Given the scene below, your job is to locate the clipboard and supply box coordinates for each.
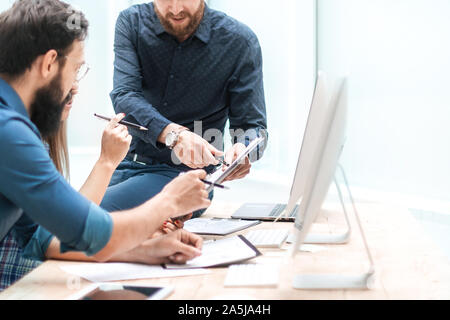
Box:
[206,137,265,192]
[164,235,262,269]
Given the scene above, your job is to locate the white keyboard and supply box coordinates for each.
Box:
[224,264,279,288]
[245,229,290,248]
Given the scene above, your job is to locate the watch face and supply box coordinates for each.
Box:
[165,132,176,147]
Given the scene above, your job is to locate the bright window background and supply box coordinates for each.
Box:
[318,0,450,212]
[202,0,316,200]
[1,1,449,213]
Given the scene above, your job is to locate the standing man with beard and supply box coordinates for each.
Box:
[101,0,268,215]
[0,0,212,281]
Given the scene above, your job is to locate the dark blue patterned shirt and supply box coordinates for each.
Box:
[111,2,268,169]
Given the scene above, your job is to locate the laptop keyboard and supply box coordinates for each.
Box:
[245,229,290,248]
[269,204,299,217]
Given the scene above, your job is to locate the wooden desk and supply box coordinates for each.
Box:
[1,201,449,300]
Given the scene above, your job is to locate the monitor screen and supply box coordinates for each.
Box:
[291,77,348,256]
[283,71,331,217]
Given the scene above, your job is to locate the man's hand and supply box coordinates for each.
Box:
[173,130,223,169]
[131,229,203,265]
[158,123,223,169]
[159,170,211,218]
[222,143,252,182]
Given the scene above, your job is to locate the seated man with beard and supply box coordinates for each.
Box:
[0,0,211,291]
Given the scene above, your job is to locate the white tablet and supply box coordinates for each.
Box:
[206,137,265,191]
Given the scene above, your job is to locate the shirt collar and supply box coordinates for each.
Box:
[152,3,166,36]
[151,2,211,44]
[194,4,211,44]
[0,77,29,119]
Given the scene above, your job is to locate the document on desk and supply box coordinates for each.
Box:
[184,218,261,236]
[60,262,210,283]
[165,235,262,269]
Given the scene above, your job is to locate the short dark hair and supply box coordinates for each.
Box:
[0,0,89,78]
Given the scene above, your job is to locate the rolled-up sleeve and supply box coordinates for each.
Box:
[227,32,268,162]
[110,11,172,148]
[0,118,113,258]
[22,203,112,261]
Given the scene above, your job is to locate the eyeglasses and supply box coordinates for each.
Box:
[75,63,90,82]
[59,54,90,82]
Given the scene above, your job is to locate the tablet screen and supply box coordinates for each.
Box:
[206,137,265,190]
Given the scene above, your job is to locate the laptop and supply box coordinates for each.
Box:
[232,72,331,222]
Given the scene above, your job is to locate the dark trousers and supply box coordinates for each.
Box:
[100,159,212,218]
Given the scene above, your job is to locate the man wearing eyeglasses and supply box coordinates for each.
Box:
[0,0,212,291]
[102,0,268,215]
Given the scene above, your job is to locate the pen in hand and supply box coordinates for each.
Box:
[94,113,148,131]
[201,179,230,190]
[177,172,229,190]
[216,158,230,167]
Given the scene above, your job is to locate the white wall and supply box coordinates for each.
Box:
[318,0,450,208]
[209,0,316,183]
[0,0,15,11]
[5,1,447,211]
[62,0,130,149]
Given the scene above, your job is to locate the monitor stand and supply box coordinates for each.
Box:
[303,180,351,244]
[275,186,352,245]
[293,164,376,290]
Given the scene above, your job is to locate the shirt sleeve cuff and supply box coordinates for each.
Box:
[59,204,113,257]
[145,115,172,150]
[21,227,55,261]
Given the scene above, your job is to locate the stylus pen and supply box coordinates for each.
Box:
[201,179,230,190]
[216,158,230,167]
[94,113,148,131]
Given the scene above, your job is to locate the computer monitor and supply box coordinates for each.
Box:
[291,77,348,254]
[289,78,376,290]
[232,72,332,222]
[282,71,332,219]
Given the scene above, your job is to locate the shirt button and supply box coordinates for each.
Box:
[170,74,174,79]
[163,102,168,106]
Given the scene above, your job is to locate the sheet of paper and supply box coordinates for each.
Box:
[60,262,210,283]
[224,264,280,288]
[165,236,259,269]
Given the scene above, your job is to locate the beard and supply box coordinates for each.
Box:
[30,73,70,139]
[155,1,205,41]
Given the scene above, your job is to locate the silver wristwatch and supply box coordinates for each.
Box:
[165,128,189,149]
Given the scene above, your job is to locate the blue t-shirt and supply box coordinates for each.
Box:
[0,77,113,260]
